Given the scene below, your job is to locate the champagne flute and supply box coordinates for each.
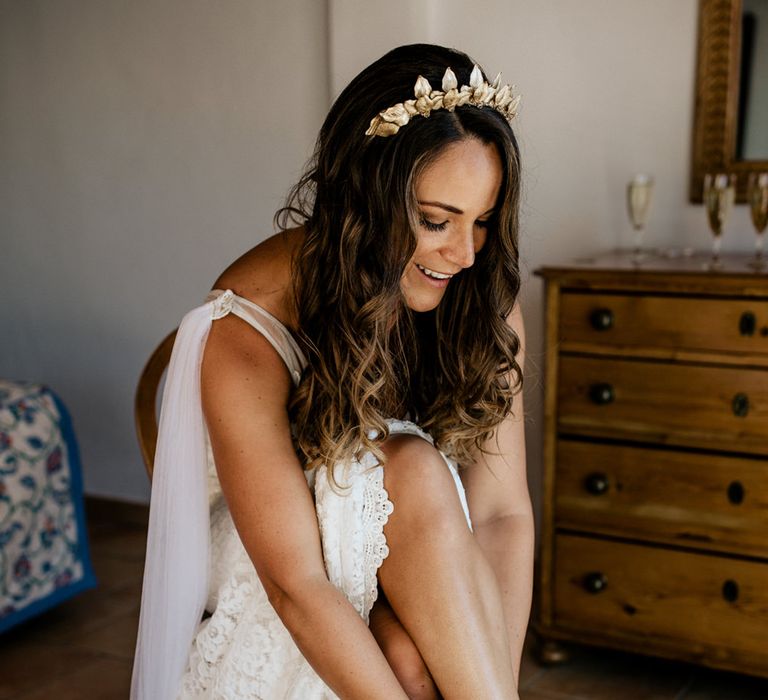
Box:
[703,173,736,270]
[627,174,654,262]
[747,173,768,270]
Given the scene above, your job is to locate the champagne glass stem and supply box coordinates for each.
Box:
[757,232,765,261]
[633,226,644,258]
[712,235,722,267]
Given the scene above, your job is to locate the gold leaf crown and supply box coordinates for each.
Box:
[365,64,521,138]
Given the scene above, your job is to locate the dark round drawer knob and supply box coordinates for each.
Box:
[589,383,614,405]
[722,579,739,602]
[727,481,745,505]
[583,572,608,594]
[584,472,610,495]
[590,308,614,331]
[732,393,750,418]
[740,311,756,336]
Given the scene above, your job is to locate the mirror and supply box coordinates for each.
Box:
[738,0,768,159]
[691,0,768,202]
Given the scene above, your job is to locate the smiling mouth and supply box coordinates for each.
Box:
[416,263,455,280]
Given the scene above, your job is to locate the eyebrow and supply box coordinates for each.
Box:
[418,200,496,216]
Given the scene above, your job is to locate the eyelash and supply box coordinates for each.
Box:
[419,216,447,232]
[418,216,492,232]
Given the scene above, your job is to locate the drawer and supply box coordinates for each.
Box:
[558,356,768,453]
[554,534,768,657]
[555,440,768,555]
[559,293,768,359]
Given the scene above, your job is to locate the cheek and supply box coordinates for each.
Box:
[412,232,431,255]
[404,235,430,270]
[399,256,417,286]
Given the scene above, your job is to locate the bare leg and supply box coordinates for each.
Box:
[377,435,518,699]
[369,589,441,700]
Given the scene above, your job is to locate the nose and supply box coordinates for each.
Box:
[444,224,477,270]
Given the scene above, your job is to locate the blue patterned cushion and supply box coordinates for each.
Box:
[0,379,97,633]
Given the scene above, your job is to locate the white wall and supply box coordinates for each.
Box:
[0,0,328,502]
[3,1,755,511]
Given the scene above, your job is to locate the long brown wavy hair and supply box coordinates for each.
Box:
[275,44,523,483]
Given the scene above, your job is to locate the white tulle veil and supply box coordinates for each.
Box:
[130,302,214,699]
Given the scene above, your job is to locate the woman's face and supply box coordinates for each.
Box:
[400,138,503,312]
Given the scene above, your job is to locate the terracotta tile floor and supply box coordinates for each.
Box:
[2,514,767,699]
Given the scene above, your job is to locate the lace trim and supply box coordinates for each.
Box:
[361,465,394,620]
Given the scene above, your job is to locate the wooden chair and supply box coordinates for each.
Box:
[134,329,177,480]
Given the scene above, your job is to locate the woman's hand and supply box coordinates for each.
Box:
[369,590,441,700]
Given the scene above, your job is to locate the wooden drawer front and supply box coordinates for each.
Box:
[554,534,768,656]
[558,356,768,453]
[555,440,768,555]
[559,293,768,357]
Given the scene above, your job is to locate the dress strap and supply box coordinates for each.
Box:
[204,289,307,387]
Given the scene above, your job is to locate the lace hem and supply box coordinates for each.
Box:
[361,465,394,619]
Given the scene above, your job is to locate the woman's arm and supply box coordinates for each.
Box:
[201,313,408,700]
[459,301,534,682]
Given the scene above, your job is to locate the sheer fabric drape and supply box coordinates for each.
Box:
[131,302,214,700]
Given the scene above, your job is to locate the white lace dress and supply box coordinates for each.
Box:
[131,289,472,700]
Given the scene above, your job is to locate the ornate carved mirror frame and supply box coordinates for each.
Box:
[691,0,768,203]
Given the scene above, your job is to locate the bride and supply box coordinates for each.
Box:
[131,43,533,699]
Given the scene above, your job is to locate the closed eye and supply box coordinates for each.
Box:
[419,215,448,232]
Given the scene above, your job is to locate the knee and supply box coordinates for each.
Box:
[381,434,468,536]
[380,435,450,498]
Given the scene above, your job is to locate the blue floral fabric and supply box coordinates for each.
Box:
[0,379,96,634]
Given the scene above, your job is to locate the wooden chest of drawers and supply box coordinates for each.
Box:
[534,251,768,678]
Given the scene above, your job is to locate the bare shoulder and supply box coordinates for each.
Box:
[211,226,305,332]
[202,226,305,410]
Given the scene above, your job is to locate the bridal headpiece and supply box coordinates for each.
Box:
[365,64,521,138]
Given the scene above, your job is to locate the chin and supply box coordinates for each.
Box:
[404,295,442,313]
[401,274,446,312]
